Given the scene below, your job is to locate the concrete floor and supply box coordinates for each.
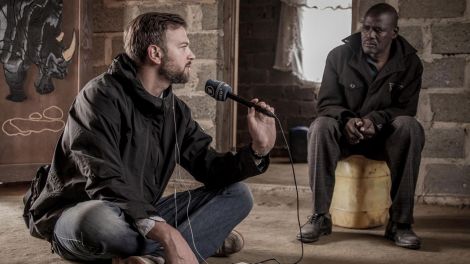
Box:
[1,161,470,264]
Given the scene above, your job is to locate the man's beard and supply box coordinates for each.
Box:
[159,56,190,84]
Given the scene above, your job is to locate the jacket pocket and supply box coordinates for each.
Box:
[388,82,404,93]
[341,80,366,110]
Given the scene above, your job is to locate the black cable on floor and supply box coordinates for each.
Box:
[250,116,305,264]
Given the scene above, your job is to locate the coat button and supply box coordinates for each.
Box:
[350,84,356,89]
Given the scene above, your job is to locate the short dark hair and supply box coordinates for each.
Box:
[364,3,399,28]
[124,12,187,64]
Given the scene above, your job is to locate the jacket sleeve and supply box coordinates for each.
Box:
[364,57,423,128]
[63,85,150,221]
[317,49,357,126]
[179,116,269,188]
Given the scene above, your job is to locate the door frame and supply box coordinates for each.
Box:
[216,0,239,152]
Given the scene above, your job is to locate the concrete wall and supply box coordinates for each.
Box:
[359,0,470,205]
[236,0,317,156]
[236,0,469,205]
[90,0,470,205]
[91,0,222,140]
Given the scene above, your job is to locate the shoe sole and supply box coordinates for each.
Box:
[385,234,421,250]
[296,229,332,243]
[396,242,421,250]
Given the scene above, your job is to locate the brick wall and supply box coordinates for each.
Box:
[90,0,470,205]
[237,0,469,205]
[237,0,317,156]
[91,0,222,140]
[359,0,470,205]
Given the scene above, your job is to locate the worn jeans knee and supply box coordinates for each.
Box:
[224,182,254,217]
[52,200,151,261]
[173,182,254,260]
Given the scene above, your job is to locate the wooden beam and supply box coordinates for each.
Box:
[217,0,239,152]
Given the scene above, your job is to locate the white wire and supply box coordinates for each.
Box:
[171,96,304,264]
[173,95,179,228]
[186,191,209,264]
[173,190,178,228]
[172,95,208,263]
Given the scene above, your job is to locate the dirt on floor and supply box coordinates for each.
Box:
[1,166,470,264]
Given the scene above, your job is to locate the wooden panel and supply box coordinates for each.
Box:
[216,0,239,152]
[0,0,92,183]
[352,0,359,32]
[0,164,44,183]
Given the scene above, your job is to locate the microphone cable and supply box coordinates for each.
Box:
[172,93,304,264]
[247,114,304,264]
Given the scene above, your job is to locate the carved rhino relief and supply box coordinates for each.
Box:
[0,0,76,102]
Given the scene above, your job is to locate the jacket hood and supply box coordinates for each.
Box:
[342,32,417,58]
[107,53,173,115]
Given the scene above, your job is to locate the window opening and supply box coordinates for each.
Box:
[300,0,352,82]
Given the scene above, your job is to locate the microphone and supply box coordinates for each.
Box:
[205,79,276,118]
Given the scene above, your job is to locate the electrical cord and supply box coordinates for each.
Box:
[248,115,304,264]
[172,97,304,264]
[172,95,209,263]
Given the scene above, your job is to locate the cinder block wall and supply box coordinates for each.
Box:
[236,0,317,157]
[359,0,470,205]
[237,0,469,205]
[91,0,222,140]
[403,0,470,206]
[90,0,470,205]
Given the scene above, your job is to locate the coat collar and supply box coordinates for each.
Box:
[108,54,173,116]
[342,32,417,57]
[342,32,417,84]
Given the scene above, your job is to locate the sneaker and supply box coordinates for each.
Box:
[296,213,332,243]
[212,229,245,257]
[385,221,421,249]
[112,255,165,264]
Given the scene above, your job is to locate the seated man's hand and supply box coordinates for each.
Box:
[247,98,276,155]
[359,118,376,139]
[344,118,364,145]
[147,222,198,264]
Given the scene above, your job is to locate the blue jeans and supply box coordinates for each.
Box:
[52,182,253,262]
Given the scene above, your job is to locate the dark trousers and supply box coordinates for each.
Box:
[307,116,425,224]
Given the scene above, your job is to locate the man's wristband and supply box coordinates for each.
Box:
[250,144,269,159]
[136,216,166,237]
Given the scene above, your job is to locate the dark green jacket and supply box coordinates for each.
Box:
[317,32,423,129]
[25,54,268,241]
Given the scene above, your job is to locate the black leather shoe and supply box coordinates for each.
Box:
[296,213,332,243]
[385,221,421,249]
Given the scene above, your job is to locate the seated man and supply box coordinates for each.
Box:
[24,12,276,263]
[297,3,424,249]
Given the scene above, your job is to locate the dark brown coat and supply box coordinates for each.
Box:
[317,32,423,130]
